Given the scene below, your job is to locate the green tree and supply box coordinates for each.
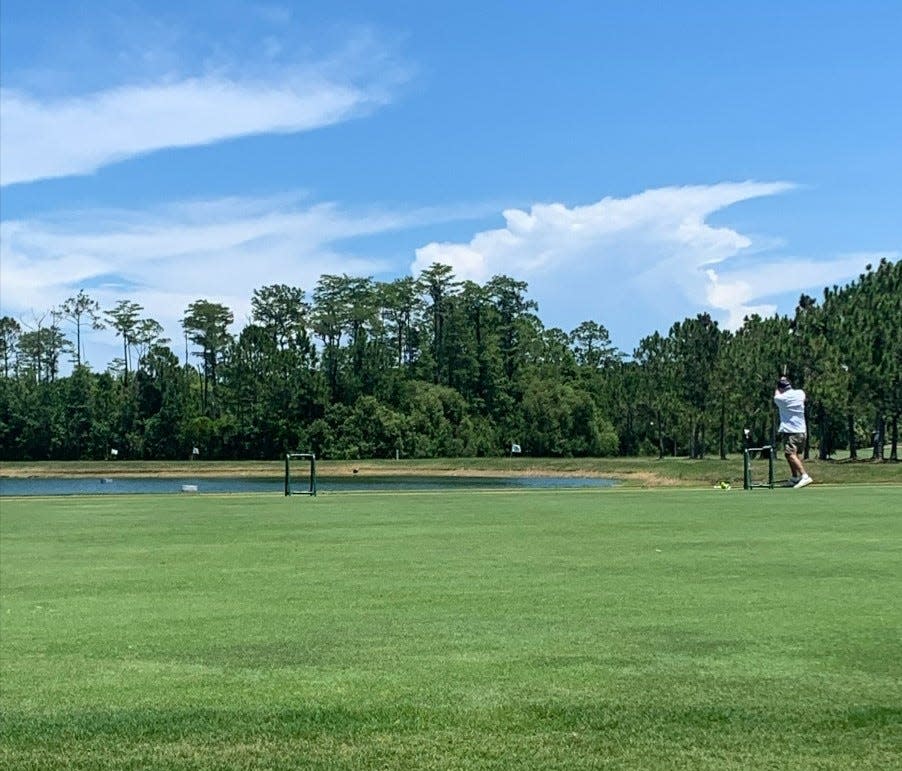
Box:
[830,259,902,460]
[222,324,292,457]
[17,319,68,384]
[416,263,460,386]
[439,281,491,407]
[251,284,310,352]
[535,327,578,383]
[378,277,422,369]
[343,276,380,402]
[138,343,194,459]
[634,332,678,457]
[60,290,105,368]
[105,300,143,385]
[55,365,109,459]
[570,320,622,370]
[486,275,539,384]
[667,313,722,458]
[248,283,322,453]
[520,377,618,457]
[182,300,234,416]
[400,380,477,457]
[311,274,355,402]
[0,316,22,377]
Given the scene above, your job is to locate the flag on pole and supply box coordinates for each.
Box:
[510,443,522,454]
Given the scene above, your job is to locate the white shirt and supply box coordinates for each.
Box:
[774,388,807,434]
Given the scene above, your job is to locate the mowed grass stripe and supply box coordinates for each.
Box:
[1,487,900,770]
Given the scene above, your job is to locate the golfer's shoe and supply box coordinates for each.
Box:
[793,474,813,489]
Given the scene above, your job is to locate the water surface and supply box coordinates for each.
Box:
[0,475,616,497]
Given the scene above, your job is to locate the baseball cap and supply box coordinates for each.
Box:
[777,376,791,390]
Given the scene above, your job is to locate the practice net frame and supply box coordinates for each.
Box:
[743,445,775,490]
[285,452,317,496]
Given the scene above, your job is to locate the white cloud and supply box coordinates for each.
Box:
[0,195,468,367]
[1,184,891,370]
[413,182,789,282]
[411,182,885,346]
[704,251,899,327]
[0,67,396,187]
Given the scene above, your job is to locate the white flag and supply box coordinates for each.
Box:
[511,443,522,454]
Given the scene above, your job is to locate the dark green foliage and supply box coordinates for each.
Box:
[0,260,899,460]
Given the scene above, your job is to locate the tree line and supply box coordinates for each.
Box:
[0,258,898,462]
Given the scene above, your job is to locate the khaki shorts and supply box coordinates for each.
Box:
[782,432,806,455]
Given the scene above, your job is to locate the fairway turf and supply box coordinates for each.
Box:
[1,487,900,769]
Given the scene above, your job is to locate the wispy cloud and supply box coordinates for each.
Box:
[411,182,884,344]
[0,194,482,357]
[1,18,410,189]
[0,72,392,187]
[1,184,890,368]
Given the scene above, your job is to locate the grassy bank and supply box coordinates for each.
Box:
[1,455,899,487]
[1,488,900,769]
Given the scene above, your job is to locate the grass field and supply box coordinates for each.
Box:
[1,486,900,769]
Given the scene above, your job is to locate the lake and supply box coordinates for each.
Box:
[0,475,617,497]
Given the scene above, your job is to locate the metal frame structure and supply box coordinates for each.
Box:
[743,445,775,490]
[285,452,317,496]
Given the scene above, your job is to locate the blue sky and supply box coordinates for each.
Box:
[1,0,899,369]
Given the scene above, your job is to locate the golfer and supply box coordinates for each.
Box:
[773,376,813,488]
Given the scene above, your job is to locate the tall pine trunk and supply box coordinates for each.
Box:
[891,414,899,462]
[872,412,885,461]
[847,412,857,460]
[656,409,664,459]
[719,402,726,460]
[817,405,830,460]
